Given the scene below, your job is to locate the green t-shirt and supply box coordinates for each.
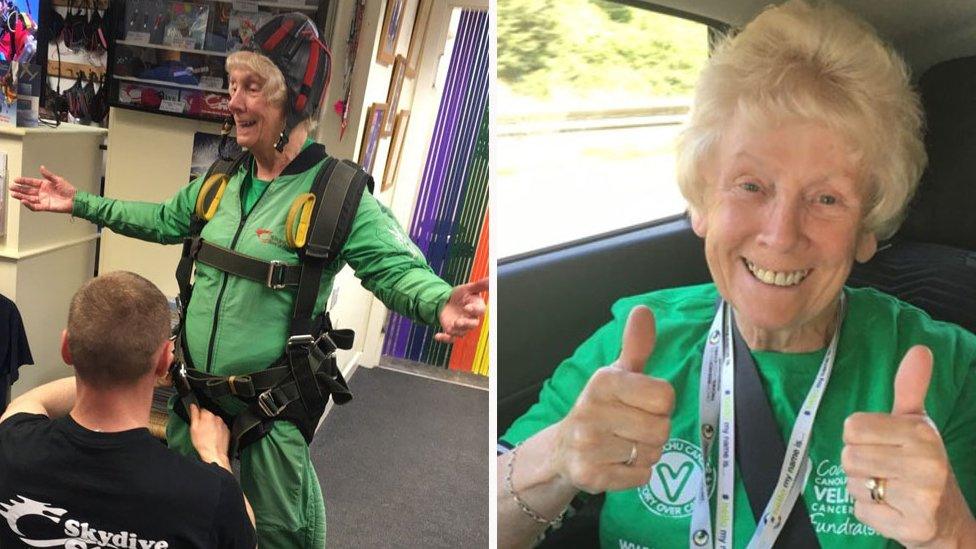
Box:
[241,168,271,216]
[501,283,976,549]
[240,140,316,215]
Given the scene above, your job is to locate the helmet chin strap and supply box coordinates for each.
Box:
[274,130,289,152]
[218,117,237,161]
[274,119,294,152]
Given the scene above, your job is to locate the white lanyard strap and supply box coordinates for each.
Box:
[689,295,846,549]
[690,301,728,548]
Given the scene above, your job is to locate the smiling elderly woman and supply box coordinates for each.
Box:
[497,2,976,548]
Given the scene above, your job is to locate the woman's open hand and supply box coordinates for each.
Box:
[10,165,77,213]
[842,346,976,547]
[551,306,675,493]
[435,278,488,343]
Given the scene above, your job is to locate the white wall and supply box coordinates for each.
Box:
[100,109,221,297]
[1,125,107,398]
[325,0,488,367]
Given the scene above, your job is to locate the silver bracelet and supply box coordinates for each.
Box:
[506,443,565,529]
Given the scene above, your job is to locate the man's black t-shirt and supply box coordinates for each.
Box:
[0,413,255,548]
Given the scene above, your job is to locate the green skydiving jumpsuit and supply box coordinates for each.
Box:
[72,140,452,547]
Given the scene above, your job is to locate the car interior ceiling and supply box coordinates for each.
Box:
[640,0,976,78]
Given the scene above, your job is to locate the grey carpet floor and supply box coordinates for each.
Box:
[310,366,489,548]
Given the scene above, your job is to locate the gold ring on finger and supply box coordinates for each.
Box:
[865,477,887,504]
[623,443,638,467]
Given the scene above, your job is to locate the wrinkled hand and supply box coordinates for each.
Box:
[10,166,77,213]
[552,306,674,494]
[435,277,488,343]
[842,346,975,547]
[189,403,231,468]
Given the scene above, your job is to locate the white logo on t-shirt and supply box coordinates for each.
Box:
[638,438,714,518]
[0,495,169,548]
[808,459,878,537]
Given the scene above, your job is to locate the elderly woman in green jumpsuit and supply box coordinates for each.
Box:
[11,13,486,548]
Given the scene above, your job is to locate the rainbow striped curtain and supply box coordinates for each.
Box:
[382,9,489,375]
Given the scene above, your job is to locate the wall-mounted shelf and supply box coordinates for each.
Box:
[115,74,226,93]
[208,0,315,11]
[116,39,229,57]
[109,0,319,122]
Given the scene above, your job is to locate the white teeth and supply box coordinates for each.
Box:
[745,260,809,287]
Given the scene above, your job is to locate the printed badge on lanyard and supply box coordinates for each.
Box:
[688,295,845,548]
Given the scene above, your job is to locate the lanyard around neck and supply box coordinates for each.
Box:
[688,295,846,548]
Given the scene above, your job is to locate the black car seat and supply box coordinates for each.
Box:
[848,55,976,335]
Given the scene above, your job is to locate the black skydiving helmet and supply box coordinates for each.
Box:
[231,12,332,152]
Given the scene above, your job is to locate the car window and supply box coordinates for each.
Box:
[497,0,710,258]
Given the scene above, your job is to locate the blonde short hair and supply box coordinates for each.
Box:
[676,0,926,239]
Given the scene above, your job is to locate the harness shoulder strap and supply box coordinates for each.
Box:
[283,158,370,431]
[289,158,372,337]
[303,159,373,261]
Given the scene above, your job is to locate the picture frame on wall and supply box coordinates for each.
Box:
[377,0,407,65]
[383,56,407,136]
[359,103,388,174]
[405,0,432,77]
[382,110,410,192]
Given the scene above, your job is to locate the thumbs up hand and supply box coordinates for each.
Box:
[551,306,676,494]
[841,345,976,547]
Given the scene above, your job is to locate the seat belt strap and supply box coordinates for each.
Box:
[731,319,820,548]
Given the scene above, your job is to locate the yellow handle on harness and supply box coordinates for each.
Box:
[195,173,229,221]
[285,193,316,248]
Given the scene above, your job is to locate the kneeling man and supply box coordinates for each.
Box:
[0,271,255,547]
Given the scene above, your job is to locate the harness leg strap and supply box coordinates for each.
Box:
[287,336,326,415]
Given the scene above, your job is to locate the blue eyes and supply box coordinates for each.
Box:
[738,182,839,206]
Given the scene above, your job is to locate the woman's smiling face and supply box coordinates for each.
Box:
[692,114,878,350]
[227,67,286,152]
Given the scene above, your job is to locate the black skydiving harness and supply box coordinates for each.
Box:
[169,143,374,457]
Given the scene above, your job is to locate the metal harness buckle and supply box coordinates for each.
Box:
[315,332,338,356]
[266,260,287,290]
[171,361,191,395]
[257,390,283,417]
[287,334,315,350]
